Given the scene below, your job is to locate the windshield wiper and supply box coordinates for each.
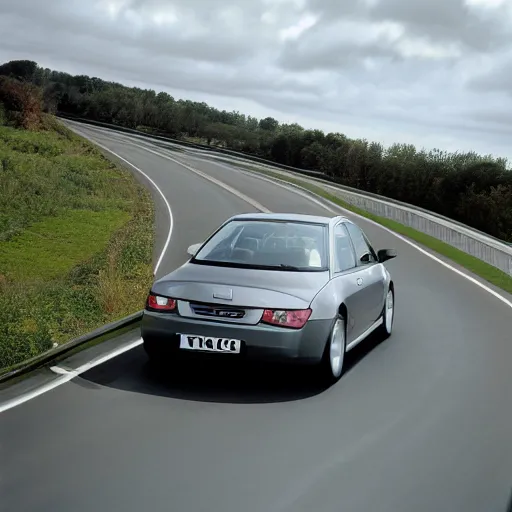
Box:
[278,264,301,270]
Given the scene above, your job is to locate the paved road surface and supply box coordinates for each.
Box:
[1,122,511,512]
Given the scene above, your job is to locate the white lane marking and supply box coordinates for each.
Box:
[188,156,339,216]
[96,129,512,310]
[69,122,269,213]
[0,127,169,414]
[0,374,76,414]
[68,127,173,276]
[49,366,71,375]
[0,339,143,414]
[125,140,271,213]
[73,337,143,375]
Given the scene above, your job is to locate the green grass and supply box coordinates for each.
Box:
[0,209,130,281]
[0,116,154,371]
[247,167,512,295]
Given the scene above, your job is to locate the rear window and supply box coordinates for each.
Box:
[192,220,329,271]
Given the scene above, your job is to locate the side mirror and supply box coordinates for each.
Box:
[377,249,397,263]
[360,252,372,264]
[377,249,396,263]
[187,243,202,257]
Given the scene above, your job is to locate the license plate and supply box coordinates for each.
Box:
[179,334,241,354]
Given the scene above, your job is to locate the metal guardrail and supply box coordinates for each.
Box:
[0,311,142,384]
[270,168,512,276]
[56,112,326,176]
[59,114,512,277]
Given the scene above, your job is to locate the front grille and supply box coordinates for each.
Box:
[189,303,246,319]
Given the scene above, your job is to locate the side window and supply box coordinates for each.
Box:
[345,222,377,264]
[333,223,356,272]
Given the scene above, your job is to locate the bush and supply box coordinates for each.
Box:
[0,76,43,130]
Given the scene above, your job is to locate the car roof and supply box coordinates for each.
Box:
[228,212,346,225]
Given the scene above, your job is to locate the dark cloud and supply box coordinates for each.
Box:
[278,0,508,74]
[369,0,506,51]
[277,38,401,72]
[306,0,511,51]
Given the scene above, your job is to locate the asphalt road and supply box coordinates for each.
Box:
[1,122,511,512]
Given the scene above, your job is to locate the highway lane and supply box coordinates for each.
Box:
[68,123,262,279]
[1,123,512,512]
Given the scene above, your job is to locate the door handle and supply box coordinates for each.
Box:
[356,277,363,286]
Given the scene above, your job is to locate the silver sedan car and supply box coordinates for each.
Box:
[141,213,396,382]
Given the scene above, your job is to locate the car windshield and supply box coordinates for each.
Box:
[192,219,329,271]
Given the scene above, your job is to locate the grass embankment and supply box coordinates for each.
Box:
[245,167,512,295]
[0,116,154,371]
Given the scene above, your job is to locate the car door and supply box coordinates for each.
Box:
[344,221,386,332]
[330,221,367,343]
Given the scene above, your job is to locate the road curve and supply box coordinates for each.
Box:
[1,122,511,512]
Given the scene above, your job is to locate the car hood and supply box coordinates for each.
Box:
[151,262,330,309]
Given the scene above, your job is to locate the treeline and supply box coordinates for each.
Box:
[1,59,511,242]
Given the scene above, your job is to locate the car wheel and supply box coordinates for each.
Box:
[376,286,394,341]
[319,315,346,384]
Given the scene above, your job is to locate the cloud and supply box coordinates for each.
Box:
[467,50,512,93]
[369,0,509,51]
[2,0,512,160]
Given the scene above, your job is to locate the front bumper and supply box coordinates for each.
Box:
[141,310,333,364]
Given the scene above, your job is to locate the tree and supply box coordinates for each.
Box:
[1,58,510,241]
[259,116,279,131]
[0,60,38,82]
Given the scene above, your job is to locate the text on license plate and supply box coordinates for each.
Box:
[179,334,241,353]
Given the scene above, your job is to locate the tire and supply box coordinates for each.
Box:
[376,286,394,341]
[319,314,347,385]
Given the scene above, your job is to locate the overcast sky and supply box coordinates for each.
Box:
[1,0,512,161]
